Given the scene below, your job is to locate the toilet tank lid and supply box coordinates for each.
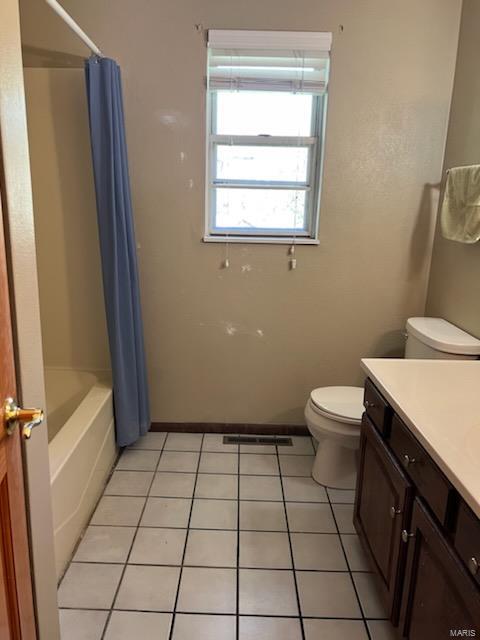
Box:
[310,386,364,421]
[406,317,480,355]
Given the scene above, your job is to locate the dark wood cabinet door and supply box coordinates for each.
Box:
[399,498,480,639]
[354,415,413,622]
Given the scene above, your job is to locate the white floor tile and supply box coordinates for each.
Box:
[184,529,237,567]
[59,430,390,635]
[195,473,238,499]
[58,609,108,640]
[304,619,368,640]
[90,496,146,526]
[240,501,287,531]
[286,502,336,533]
[367,620,398,640]
[287,436,315,455]
[296,571,362,618]
[239,569,298,616]
[129,528,187,565]
[116,449,160,471]
[327,487,356,504]
[172,614,236,640]
[239,616,302,640]
[278,455,314,477]
[190,499,237,529]
[164,433,203,451]
[105,471,153,496]
[282,476,328,502]
[352,572,388,619]
[199,452,238,474]
[73,526,135,563]
[177,567,236,613]
[104,611,172,640]
[240,475,282,501]
[291,533,348,570]
[158,451,199,472]
[58,563,123,609]
[240,442,276,454]
[240,454,279,476]
[150,472,196,498]
[128,432,167,450]
[114,565,180,611]
[239,531,291,568]
[342,534,371,571]
[202,434,238,452]
[140,497,191,527]
[332,503,356,533]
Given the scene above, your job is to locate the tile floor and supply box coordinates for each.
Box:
[58,433,397,640]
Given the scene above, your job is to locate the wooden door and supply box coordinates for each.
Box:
[354,415,414,623]
[399,498,480,639]
[0,187,37,637]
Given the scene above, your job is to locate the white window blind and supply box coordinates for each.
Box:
[208,30,332,93]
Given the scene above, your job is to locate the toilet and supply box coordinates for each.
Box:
[305,317,480,489]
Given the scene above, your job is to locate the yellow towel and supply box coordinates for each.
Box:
[441,165,480,243]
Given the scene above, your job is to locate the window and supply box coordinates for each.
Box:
[204,30,332,244]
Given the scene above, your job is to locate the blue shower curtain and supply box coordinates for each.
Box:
[85,57,150,446]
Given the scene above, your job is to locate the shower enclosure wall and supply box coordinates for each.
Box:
[23,67,117,578]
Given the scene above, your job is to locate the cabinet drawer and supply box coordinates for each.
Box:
[455,501,480,586]
[390,415,454,525]
[363,378,392,436]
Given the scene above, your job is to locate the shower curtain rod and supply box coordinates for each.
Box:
[45,0,104,57]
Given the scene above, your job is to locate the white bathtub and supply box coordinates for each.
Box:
[46,368,117,579]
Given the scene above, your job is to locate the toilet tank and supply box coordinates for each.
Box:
[405,317,480,360]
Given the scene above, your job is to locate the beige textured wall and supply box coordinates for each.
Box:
[20,0,461,424]
[426,0,480,338]
[23,68,110,373]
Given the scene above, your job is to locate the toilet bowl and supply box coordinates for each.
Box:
[304,386,364,489]
[304,318,480,490]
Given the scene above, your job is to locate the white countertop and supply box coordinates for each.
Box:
[361,358,480,519]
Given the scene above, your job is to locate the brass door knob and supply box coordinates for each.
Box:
[3,398,44,439]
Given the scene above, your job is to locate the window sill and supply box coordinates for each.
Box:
[203,235,320,246]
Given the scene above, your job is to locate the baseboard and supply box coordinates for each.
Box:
[150,422,309,436]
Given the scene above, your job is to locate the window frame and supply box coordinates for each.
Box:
[204,88,326,244]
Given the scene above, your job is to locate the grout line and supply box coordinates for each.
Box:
[100,434,169,640]
[69,558,373,574]
[87,522,360,535]
[236,439,240,640]
[167,434,205,640]
[100,493,337,504]
[275,443,306,640]
[60,604,380,620]
[325,488,373,640]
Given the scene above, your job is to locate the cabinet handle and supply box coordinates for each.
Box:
[390,506,401,518]
[363,400,376,409]
[403,454,416,466]
[402,529,415,543]
[468,557,479,576]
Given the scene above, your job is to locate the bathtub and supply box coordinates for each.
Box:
[45,368,117,579]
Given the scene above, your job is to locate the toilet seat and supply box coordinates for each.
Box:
[309,386,364,425]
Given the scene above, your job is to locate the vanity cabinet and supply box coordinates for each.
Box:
[354,415,413,622]
[399,498,480,639]
[355,378,480,638]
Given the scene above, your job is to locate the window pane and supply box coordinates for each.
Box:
[216,145,309,183]
[214,188,307,231]
[215,91,313,136]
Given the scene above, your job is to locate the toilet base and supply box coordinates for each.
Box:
[312,437,357,489]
